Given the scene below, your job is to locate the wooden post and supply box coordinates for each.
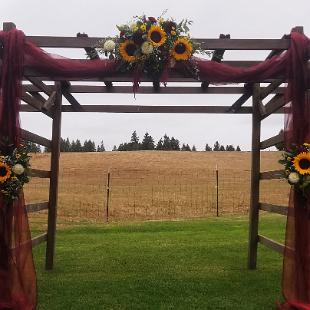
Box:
[45,82,62,270]
[215,165,219,217]
[105,171,110,223]
[248,83,261,269]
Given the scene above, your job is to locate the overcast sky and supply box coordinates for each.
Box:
[2,0,310,150]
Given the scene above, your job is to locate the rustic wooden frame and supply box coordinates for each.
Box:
[1,22,309,270]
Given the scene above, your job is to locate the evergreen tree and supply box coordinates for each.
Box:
[156,138,164,150]
[170,137,180,150]
[112,145,117,151]
[225,145,235,151]
[130,130,140,150]
[162,134,171,150]
[83,139,96,152]
[97,140,105,152]
[205,143,212,151]
[213,141,220,151]
[219,145,225,151]
[141,132,155,150]
[181,143,191,151]
[75,139,82,152]
[192,145,197,151]
[236,145,241,151]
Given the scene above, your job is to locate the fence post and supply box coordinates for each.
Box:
[216,165,219,217]
[105,171,110,223]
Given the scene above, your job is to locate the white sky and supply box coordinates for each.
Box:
[2,0,310,150]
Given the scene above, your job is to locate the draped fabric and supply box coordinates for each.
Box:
[0,28,308,309]
[0,30,37,310]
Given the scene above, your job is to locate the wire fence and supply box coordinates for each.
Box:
[25,166,290,223]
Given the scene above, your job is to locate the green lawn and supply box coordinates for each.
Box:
[33,214,286,309]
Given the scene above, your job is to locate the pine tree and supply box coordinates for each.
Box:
[162,134,171,150]
[75,139,82,152]
[236,145,241,151]
[213,141,220,151]
[192,145,197,151]
[225,145,235,151]
[97,140,105,152]
[130,130,140,150]
[112,145,117,151]
[170,137,180,150]
[205,143,212,151]
[141,132,155,150]
[219,145,225,151]
[156,138,163,150]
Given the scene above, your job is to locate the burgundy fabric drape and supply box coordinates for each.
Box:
[0,30,37,309]
[0,28,308,309]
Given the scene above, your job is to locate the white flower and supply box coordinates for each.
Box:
[103,40,116,52]
[12,164,25,175]
[130,23,137,31]
[169,58,176,68]
[288,172,300,184]
[141,41,153,55]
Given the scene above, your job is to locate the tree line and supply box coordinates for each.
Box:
[23,132,242,152]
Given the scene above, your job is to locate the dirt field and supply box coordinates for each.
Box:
[24,151,289,225]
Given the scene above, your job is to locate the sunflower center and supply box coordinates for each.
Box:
[299,158,310,170]
[175,43,186,54]
[125,44,137,57]
[0,166,8,177]
[150,31,162,43]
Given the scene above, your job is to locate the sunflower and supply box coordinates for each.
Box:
[147,25,167,47]
[119,40,138,62]
[0,162,11,183]
[293,152,310,175]
[171,37,193,61]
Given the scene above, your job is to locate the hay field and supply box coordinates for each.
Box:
[24,151,289,224]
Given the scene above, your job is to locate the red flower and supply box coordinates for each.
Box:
[148,17,157,24]
[120,31,125,37]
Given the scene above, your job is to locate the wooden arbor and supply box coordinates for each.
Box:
[2,22,309,270]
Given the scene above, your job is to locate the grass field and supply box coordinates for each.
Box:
[25,151,289,224]
[33,214,286,309]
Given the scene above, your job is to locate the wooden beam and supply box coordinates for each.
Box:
[259,203,288,216]
[32,233,48,247]
[21,128,52,148]
[248,83,261,270]
[29,168,51,178]
[3,22,16,31]
[61,82,83,111]
[26,76,53,96]
[26,36,292,50]
[260,79,285,100]
[260,94,286,120]
[42,91,56,112]
[46,82,62,270]
[60,105,253,114]
[21,92,52,118]
[26,202,49,213]
[258,235,284,255]
[260,132,284,149]
[228,84,253,112]
[260,169,285,180]
[22,84,286,95]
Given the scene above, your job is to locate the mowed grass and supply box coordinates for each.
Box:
[33,214,286,309]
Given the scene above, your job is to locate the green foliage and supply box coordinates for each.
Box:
[33,215,285,309]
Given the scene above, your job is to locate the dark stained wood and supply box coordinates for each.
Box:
[21,128,52,148]
[260,79,285,99]
[61,82,83,111]
[260,169,285,180]
[42,91,56,112]
[248,84,261,270]
[28,168,51,178]
[228,84,253,112]
[258,235,284,254]
[22,84,286,95]
[259,203,288,216]
[29,92,46,103]
[260,94,286,120]
[26,202,49,213]
[26,36,292,50]
[32,233,48,247]
[260,132,284,149]
[3,22,16,31]
[60,105,253,114]
[21,92,52,118]
[46,82,62,270]
[26,76,53,96]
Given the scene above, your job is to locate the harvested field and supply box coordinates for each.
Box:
[24,151,289,225]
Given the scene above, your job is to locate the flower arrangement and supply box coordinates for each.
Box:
[0,144,30,202]
[97,13,206,79]
[279,143,310,195]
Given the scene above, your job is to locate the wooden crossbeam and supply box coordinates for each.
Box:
[26,36,292,50]
[202,34,230,90]
[259,203,288,216]
[21,128,52,148]
[227,84,253,112]
[29,168,51,178]
[260,94,286,119]
[21,92,52,118]
[58,105,253,114]
[260,169,285,180]
[260,79,285,100]
[32,233,48,247]
[258,235,284,254]
[26,202,49,213]
[61,81,83,111]
[22,84,286,95]
[42,91,56,112]
[260,131,284,149]
[26,76,53,96]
